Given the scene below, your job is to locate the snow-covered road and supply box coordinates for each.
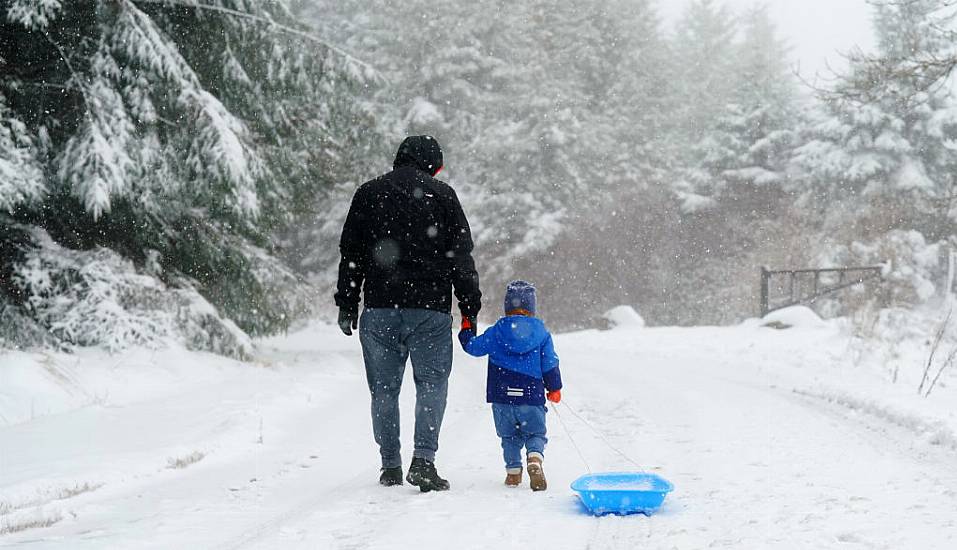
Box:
[2,320,956,549]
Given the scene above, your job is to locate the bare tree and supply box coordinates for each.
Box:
[924,346,956,397]
[918,308,951,395]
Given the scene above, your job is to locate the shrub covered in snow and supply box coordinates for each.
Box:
[6,229,252,357]
[819,230,942,311]
[0,301,63,351]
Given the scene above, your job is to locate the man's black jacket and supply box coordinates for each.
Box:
[334,136,482,318]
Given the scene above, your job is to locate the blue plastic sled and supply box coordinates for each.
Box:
[571,472,673,516]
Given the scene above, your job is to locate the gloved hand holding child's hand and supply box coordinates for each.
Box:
[461,316,476,331]
[547,390,561,403]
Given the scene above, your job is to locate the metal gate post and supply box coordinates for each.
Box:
[760,266,770,318]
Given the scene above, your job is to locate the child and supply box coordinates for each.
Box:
[458,280,562,491]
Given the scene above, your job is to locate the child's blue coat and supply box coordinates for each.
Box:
[459,315,562,406]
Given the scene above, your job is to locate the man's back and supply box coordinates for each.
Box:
[335,136,481,319]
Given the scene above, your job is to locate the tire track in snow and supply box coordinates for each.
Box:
[217,417,486,550]
[792,387,957,452]
[217,387,493,549]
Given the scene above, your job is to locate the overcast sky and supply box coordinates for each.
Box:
[659,0,877,81]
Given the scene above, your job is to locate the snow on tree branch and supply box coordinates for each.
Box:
[57,58,136,221]
[0,93,45,213]
[129,0,380,83]
[5,0,62,30]
[114,1,265,216]
[181,88,263,218]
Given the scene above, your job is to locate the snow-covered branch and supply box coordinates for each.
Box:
[128,0,379,80]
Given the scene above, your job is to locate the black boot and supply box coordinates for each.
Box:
[379,467,403,487]
[405,457,450,492]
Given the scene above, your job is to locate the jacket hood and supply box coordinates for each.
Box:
[492,315,549,354]
[393,135,443,175]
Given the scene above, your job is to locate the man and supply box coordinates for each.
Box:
[335,135,482,492]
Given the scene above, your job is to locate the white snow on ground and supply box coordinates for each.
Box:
[2,318,957,549]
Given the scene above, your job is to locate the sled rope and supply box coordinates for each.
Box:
[560,400,645,471]
[552,403,592,473]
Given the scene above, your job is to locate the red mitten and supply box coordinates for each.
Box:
[461,316,476,330]
[547,390,561,403]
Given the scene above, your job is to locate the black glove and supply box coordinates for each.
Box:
[338,308,358,336]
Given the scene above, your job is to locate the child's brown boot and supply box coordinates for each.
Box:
[504,467,522,487]
[527,453,547,491]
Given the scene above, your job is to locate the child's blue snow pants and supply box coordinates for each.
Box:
[491,403,547,470]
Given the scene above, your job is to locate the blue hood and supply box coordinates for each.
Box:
[491,316,549,354]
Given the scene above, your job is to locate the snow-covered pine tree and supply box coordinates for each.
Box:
[670,0,738,158]
[471,0,615,268]
[0,0,376,350]
[685,4,798,213]
[793,0,957,242]
[603,0,676,187]
[666,0,740,322]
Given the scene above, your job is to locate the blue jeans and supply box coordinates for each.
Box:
[491,403,548,470]
[359,308,453,469]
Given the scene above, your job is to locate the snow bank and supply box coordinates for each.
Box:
[794,388,957,451]
[761,305,827,329]
[0,351,83,425]
[602,305,645,329]
[4,228,252,357]
[0,346,247,426]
